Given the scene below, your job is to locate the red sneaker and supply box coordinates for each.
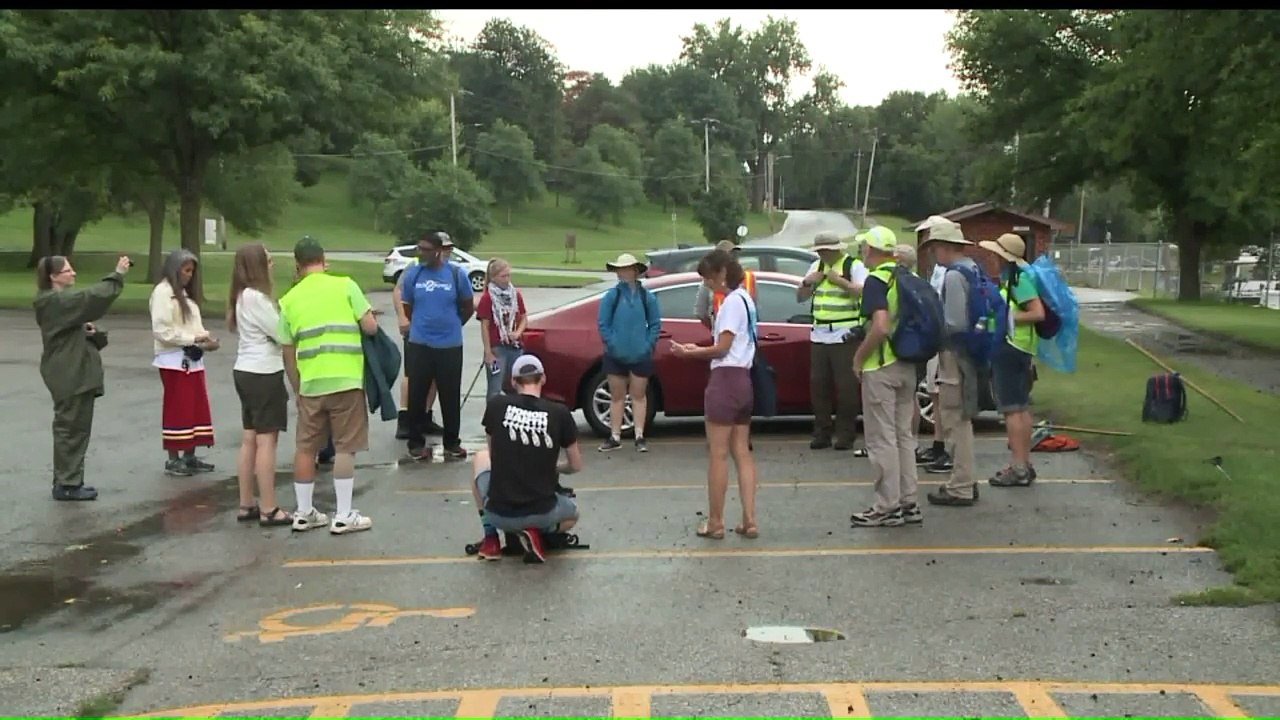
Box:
[477,534,502,561]
[518,528,547,564]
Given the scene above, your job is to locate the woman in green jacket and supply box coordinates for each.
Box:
[33,254,132,501]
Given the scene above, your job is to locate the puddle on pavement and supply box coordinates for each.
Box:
[743,626,846,644]
[0,480,237,634]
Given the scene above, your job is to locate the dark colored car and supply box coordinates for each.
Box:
[643,245,819,279]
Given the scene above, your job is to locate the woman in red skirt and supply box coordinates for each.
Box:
[149,249,219,476]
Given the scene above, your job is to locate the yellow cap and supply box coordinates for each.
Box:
[862,225,897,251]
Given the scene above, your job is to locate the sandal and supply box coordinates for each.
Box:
[734,523,759,539]
[258,507,293,527]
[237,505,260,522]
[696,519,725,539]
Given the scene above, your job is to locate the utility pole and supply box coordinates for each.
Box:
[861,129,879,224]
[765,151,775,211]
[853,148,862,221]
[1011,132,1020,204]
[700,118,720,192]
[450,92,457,167]
[1077,185,1086,245]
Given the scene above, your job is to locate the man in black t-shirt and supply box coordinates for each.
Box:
[471,354,583,563]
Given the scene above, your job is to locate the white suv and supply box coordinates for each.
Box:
[382,244,491,292]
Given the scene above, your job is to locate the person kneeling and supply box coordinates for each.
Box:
[470,354,583,563]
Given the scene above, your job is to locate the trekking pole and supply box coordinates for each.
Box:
[1123,338,1245,423]
[1208,455,1233,482]
[459,362,485,411]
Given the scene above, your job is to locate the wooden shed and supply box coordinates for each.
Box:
[910,202,1074,279]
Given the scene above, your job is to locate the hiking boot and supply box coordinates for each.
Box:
[424,413,444,435]
[926,487,977,506]
[850,507,905,528]
[164,459,194,477]
[810,436,832,450]
[184,456,215,473]
[598,436,622,452]
[900,502,923,524]
[477,535,502,561]
[395,410,412,440]
[52,484,97,501]
[518,528,547,563]
[990,465,1036,487]
[924,453,954,474]
[916,445,945,465]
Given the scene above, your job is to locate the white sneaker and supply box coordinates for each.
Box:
[330,510,372,535]
[292,507,330,532]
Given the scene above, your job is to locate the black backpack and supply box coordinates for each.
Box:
[1142,372,1187,423]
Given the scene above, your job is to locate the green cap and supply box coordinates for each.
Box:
[294,235,325,264]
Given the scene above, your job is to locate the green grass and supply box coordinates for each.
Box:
[0,252,596,316]
[0,170,781,270]
[1034,327,1280,603]
[1132,298,1280,352]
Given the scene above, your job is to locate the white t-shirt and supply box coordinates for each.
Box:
[711,288,757,370]
[233,288,284,374]
[806,257,869,344]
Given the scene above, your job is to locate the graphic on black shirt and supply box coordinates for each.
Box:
[481,393,578,517]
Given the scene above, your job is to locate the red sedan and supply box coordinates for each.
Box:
[519,271,816,437]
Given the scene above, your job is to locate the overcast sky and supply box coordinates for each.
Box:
[436,10,963,108]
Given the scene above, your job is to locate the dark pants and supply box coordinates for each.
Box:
[810,340,861,444]
[53,392,96,488]
[406,342,463,449]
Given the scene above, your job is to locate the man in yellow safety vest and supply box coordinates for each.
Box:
[279,236,380,536]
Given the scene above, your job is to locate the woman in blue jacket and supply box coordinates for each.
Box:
[597,253,662,453]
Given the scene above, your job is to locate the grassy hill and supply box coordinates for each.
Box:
[0,169,783,270]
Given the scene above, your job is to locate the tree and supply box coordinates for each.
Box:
[645,119,702,210]
[472,120,545,224]
[948,9,1280,299]
[386,160,494,251]
[693,181,749,244]
[563,72,643,145]
[205,143,298,238]
[451,19,566,163]
[584,125,645,189]
[0,9,442,300]
[680,16,812,211]
[568,146,635,227]
[348,134,417,232]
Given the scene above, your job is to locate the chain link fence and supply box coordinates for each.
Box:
[1054,242,1180,297]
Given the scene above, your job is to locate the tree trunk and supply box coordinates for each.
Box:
[59,228,79,258]
[178,179,205,303]
[750,153,766,212]
[28,203,54,268]
[1173,212,1204,301]
[145,197,166,284]
[506,206,512,225]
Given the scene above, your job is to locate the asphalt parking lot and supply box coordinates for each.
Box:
[2,286,1278,718]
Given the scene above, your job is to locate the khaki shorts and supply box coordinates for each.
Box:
[296,388,369,455]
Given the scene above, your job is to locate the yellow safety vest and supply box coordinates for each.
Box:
[279,272,365,391]
[811,254,860,330]
[860,260,901,373]
[999,274,1039,356]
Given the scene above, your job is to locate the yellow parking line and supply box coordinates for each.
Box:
[123,679,1280,718]
[283,544,1214,569]
[396,477,1116,495]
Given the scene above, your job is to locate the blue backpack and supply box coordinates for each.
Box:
[947,263,1009,367]
[885,266,946,363]
[1019,254,1080,374]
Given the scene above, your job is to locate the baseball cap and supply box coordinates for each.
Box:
[419,231,450,248]
[511,354,545,379]
[861,225,898,251]
[294,235,325,264]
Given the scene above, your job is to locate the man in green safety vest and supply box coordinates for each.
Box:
[796,230,868,452]
[279,236,381,536]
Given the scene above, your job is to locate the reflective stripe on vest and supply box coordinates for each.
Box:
[280,273,365,382]
[861,260,900,372]
[812,254,860,329]
[712,270,755,313]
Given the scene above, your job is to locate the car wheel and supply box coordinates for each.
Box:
[582,368,656,438]
[916,379,936,431]
[469,271,486,292]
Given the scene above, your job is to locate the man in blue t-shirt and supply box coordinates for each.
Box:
[401,230,475,459]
